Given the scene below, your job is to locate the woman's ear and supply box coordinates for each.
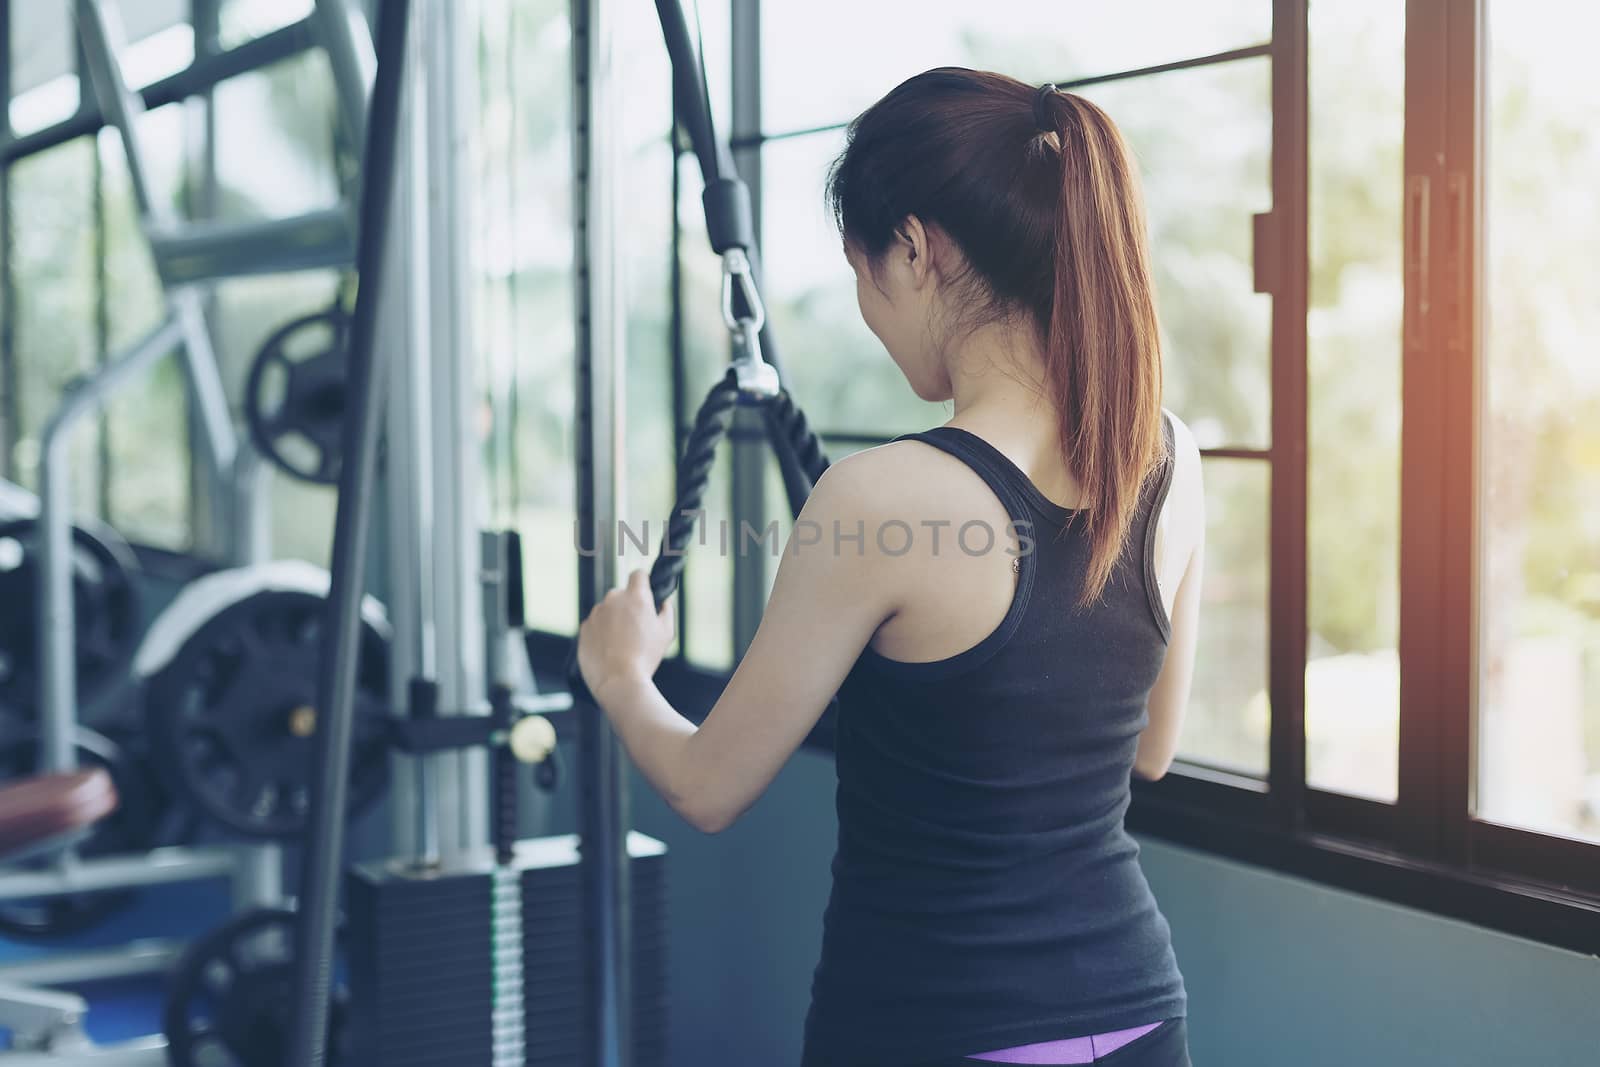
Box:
[894,215,934,289]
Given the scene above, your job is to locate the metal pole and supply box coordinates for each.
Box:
[421,0,487,859]
[382,9,435,865]
[311,0,375,160]
[573,0,632,1061]
[729,0,766,658]
[287,2,410,1064]
[37,315,185,772]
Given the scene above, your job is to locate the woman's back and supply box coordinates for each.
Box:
[801,418,1189,1066]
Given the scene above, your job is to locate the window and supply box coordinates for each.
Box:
[761,129,947,437]
[218,0,316,52]
[100,129,191,547]
[8,139,100,511]
[761,1,1270,136]
[471,0,580,633]
[1476,0,1600,844]
[1305,0,1404,802]
[8,2,79,136]
[212,51,345,223]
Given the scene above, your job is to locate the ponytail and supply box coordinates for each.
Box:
[1038,90,1165,608]
[828,71,1165,608]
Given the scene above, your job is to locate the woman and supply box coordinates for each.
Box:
[576,68,1204,1067]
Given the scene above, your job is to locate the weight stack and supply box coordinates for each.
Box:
[346,833,667,1067]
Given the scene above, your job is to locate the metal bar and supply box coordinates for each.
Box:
[1057,43,1274,91]
[287,0,410,1062]
[1440,0,1485,869]
[1396,0,1451,860]
[0,846,239,899]
[0,17,316,165]
[0,81,13,476]
[669,144,689,658]
[76,0,241,498]
[0,940,183,986]
[193,0,220,57]
[381,7,434,865]
[738,43,1274,148]
[185,0,222,557]
[92,131,112,522]
[1265,0,1310,832]
[0,982,87,1040]
[74,0,169,222]
[36,314,184,771]
[311,0,374,158]
[421,0,488,858]
[230,840,282,912]
[1,0,15,482]
[573,0,632,1060]
[729,0,765,659]
[171,286,240,493]
[654,0,728,182]
[0,1041,167,1067]
[150,207,357,287]
[1200,446,1272,461]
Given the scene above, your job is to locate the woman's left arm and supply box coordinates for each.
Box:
[576,456,899,833]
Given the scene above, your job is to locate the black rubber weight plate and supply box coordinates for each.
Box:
[164,907,350,1067]
[143,589,391,840]
[0,518,140,714]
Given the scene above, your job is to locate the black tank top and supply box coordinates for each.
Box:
[801,417,1186,1066]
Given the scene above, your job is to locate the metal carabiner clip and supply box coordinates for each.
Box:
[719,248,779,398]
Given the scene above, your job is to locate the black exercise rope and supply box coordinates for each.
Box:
[645,371,832,611]
[568,367,833,702]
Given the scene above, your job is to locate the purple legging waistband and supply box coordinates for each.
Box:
[969,1021,1166,1064]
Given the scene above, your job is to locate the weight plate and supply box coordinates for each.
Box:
[144,589,391,839]
[0,518,141,714]
[164,907,349,1067]
[244,307,350,485]
[0,725,165,938]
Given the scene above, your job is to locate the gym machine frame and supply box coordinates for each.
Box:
[0,1,375,1061]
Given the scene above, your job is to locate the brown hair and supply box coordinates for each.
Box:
[827,68,1165,606]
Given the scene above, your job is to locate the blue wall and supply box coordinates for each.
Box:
[633,749,1600,1067]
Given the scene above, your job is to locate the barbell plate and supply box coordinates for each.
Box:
[133,558,390,680]
[142,585,392,840]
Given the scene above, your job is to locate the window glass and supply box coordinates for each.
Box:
[473,0,578,634]
[121,20,196,89]
[1302,0,1404,802]
[759,61,1272,450]
[678,155,736,667]
[213,51,344,223]
[10,140,100,516]
[1477,1,1600,842]
[9,2,79,136]
[1079,60,1272,450]
[100,129,192,549]
[1182,458,1269,776]
[218,0,317,51]
[761,129,948,438]
[762,1,1270,135]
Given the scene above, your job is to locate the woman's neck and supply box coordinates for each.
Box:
[945,320,1054,432]
[941,319,1080,502]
